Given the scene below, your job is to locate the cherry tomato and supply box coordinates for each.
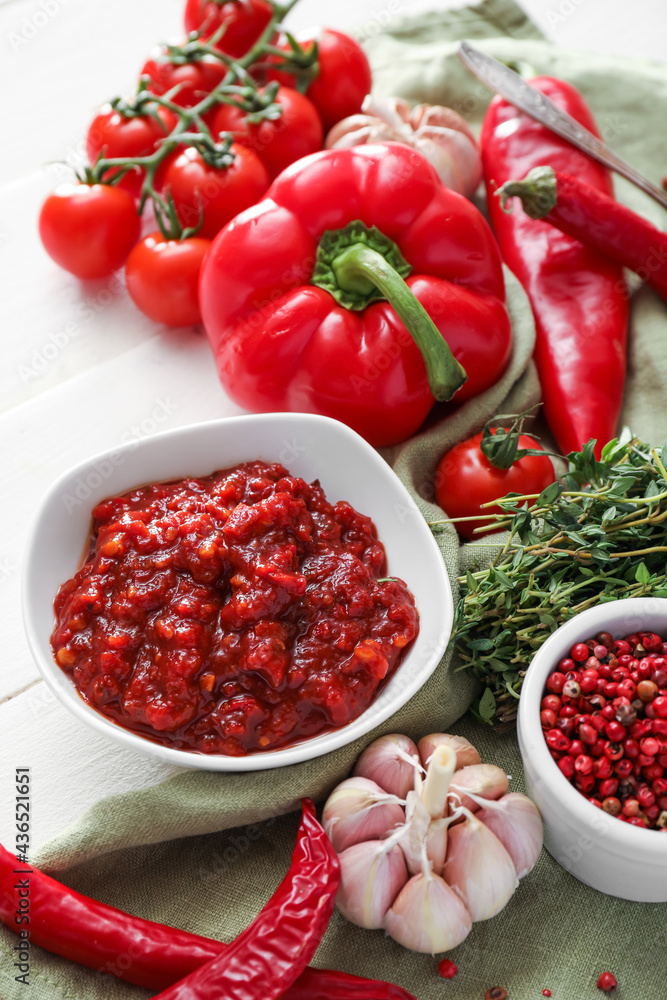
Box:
[141,46,225,109]
[183,0,273,57]
[212,86,323,179]
[269,28,372,131]
[86,104,177,197]
[125,233,211,326]
[162,143,269,238]
[434,430,555,540]
[39,184,140,280]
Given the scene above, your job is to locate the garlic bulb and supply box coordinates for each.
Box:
[321,776,405,853]
[353,733,422,798]
[325,96,482,198]
[443,809,518,921]
[322,730,543,954]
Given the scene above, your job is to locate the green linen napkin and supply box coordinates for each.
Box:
[3,1,667,997]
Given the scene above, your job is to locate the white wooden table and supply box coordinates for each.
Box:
[1,0,665,852]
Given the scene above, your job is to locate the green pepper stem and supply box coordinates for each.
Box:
[496,165,558,219]
[331,243,467,401]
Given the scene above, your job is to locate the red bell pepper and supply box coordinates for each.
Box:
[199,143,512,447]
[480,77,629,457]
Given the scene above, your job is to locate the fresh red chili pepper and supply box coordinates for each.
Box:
[2,806,407,998]
[496,166,667,302]
[152,799,338,999]
[481,77,629,457]
[199,142,512,447]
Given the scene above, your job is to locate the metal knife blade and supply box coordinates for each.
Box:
[458,40,667,211]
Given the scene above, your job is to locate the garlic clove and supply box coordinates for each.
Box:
[444,811,518,921]
[448,764,509,813]
[336,839,408,929]
[353,733,423,799]
[475,793,544,879]
[322,776,406,854]
[410,103,478,144]
[324,117,398,149]
[417,733,481,771]
[384,870,472,953]
[362,94,412,129]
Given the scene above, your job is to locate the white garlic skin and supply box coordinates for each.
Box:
[322,776,405,854]
[384,870,473,953]
[353,733,421,799]
[336,840,408,929]
[444,812,518,921]
[476,792,544,879]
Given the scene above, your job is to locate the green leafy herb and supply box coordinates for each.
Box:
[451,436,667,728]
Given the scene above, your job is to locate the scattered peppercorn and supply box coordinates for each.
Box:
[542,992,552,998]
[597,970,617,992]
[485,989,508,1000]
[438,959,457,979]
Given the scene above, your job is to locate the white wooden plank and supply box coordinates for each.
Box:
[0,684,183,853]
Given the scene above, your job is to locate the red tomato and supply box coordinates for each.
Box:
[39,184,140,279]
[162,143,269,238]
[141,46,225,108]
[183,0,273,56]
[125,233,211,326]
[212,86,323,179]
[86,104,177,197]
[434,430,555,540]
[269,28,372,131]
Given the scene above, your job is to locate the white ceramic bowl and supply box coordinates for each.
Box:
[22,413,452,771]
[518,597,667,902]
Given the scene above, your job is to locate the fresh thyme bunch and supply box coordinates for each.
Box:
[451,433,667,728]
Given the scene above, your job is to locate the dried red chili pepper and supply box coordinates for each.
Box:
[481,77,629,457]
[496,166,667,302]
[152,799,338,999]
[2,805,406,998]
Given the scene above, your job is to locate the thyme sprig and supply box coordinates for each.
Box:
[448,432,667,729]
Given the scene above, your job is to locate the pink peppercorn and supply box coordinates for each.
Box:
[438,959,457,979]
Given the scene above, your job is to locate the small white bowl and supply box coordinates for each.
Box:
[518,597,667,902]
[22,413,452,771]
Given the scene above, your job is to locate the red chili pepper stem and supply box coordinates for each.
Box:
[497,165,667,302]
[312,221,468,401]
[496,165,560,218]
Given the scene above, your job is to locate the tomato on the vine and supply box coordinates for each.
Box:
[141,46,225,109]
[125,233,211,326]
[269,28,372,131]
[212,86,323,179]
[434,429,555,540]
[161,143,269,238]
[39,184,140,280]
[86,104,177,197]
[183,0,273,57]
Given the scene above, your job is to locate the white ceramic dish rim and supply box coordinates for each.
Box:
[518,597,667,859]
[22,412,452,772]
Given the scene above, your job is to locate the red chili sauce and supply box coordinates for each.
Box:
[51,461,419,755]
